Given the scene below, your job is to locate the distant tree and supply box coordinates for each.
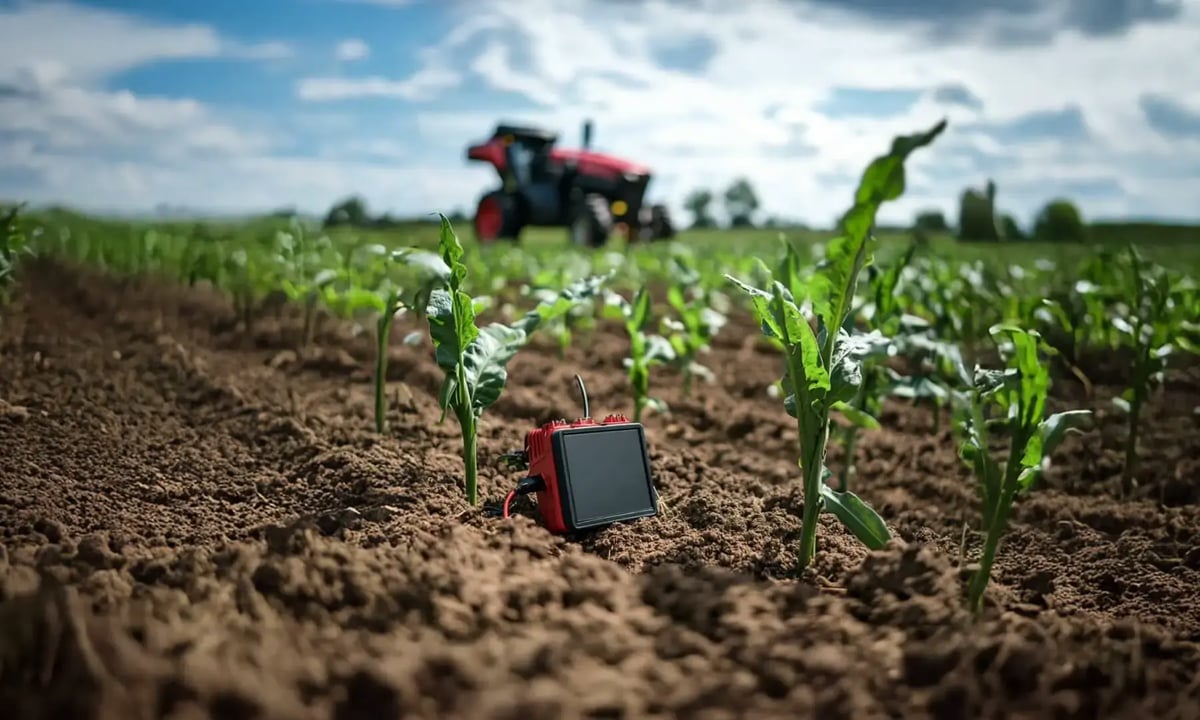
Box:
[683,188,717,228]
[1000,213,1025,241]
[957,179,1002,242]
[914,209,948,233]
[1033,199,1087,243]
[723,178,760,228]
[324,196,370,228]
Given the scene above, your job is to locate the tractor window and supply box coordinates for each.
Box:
[510,143,533,185]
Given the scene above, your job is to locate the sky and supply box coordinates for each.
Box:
[0,0,1198,228]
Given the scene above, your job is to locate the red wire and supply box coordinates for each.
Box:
[502,488,518,518]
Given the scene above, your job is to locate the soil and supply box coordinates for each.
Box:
[2,259,1199,720]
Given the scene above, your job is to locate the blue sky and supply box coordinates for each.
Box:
[1,0,1198,227]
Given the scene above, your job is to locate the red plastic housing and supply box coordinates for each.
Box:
[524,413,632,533]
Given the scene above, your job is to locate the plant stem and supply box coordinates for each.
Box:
[454,351,479,505]
[968,485,1013,613]
[302,294,317,348]
[968,421,1027,612]
[796,420,828,569]
[462,415,478,505]
[374,305,396,434]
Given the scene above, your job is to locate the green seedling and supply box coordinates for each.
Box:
[315,245,449,434]
[179,223,226,288]
[727,119,947,568]
[1,204,32,306]
[223,235,285,332]
[375,248,451,433]
[1108,246,1198,495]
[426,216,608,505]
[1034,279,1105,396]
[661,259,727,396]
[275,222,338,348]
[605,287,676,422]
[885,322,963,435]
[525,258,597,358]
[831,243,919,491]
[952,325,1092,613]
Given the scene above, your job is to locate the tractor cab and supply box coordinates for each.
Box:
[469,124,560,190]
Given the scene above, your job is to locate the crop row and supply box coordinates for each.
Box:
[2,119,1198,614]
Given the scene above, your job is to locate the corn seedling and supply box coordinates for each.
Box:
[605,287,676,422]
[1,204,32,307]
[426,216,608,505]
[727,119,947,568]
[952,325,1092,612]
[1108,246,1199,495]
[661,256,727,396]
[831,243,919,491]
[276,222,338,348]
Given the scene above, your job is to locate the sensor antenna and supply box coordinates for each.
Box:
[573,374,590,419]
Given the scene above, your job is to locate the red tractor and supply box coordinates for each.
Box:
[465,120,675,247]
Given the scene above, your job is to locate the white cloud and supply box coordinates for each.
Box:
[0,1,292,208]
[0,1,291,84]
[5,151,486,218]
[335,38,370,62]
[0,83,272,159]
[297,44,461,102]
[296,68,459,102]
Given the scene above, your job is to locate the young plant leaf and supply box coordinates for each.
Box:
[819,481,892,550]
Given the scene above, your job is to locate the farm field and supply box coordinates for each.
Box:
[2,132,1200,719]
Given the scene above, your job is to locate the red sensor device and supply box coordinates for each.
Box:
[498,376,659,533]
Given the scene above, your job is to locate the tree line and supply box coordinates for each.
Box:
[682,176,1093,243]
[319,177,1121,245]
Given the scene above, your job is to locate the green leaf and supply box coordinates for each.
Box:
[811,119,947,333]
[460,323,528,415]
[644,333,677,364]
[630,287,652,331]
[774,283,829,409]
[312,268,340,287]
[886,372,950,401]
[1022,409,1093,467]
[832,401,881,429]
[829,329,891,403]
[519,273,610,334]
[426,288,478,370]
[873,242,916,328]
[819,482,892,550]
[395,247,451,282]
[1018,410,1093,490]
[435,215,467,289]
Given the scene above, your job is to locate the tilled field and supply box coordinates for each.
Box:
[1,261,1198,719]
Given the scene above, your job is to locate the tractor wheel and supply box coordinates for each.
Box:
[568,193,613,248]
[648,204,675,241]
[473,190,521,244]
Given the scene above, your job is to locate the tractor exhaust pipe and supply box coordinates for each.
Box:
[582,119,593,150]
